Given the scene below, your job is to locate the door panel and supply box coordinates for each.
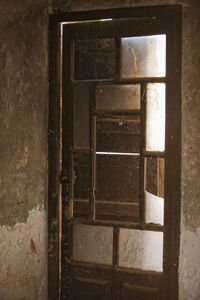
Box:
[120,283,160,300]
[61,6,181,300]
[71,277,111,300]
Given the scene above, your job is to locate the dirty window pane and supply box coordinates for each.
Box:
[146,83,166,152]
[96,154,139,203]
[73,153,90,218]
[73,86,90,149]
[73,224,113,265]
[145,157,164,225]
[74,38,115,80]
[96,117,140,153]
[96,85,140,111]
[118,228,163,271]
[121,35,166,78]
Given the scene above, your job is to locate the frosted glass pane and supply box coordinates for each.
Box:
[96,85,140,111]
[73,224,113,265]
[119,229,163,271]
[146,83,166,152]
[121,35,166,78]
[145,157,164,225]
[73,86,90,149]
[145,191,164,225]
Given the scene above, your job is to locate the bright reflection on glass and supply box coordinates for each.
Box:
[118,229,163,272]
[145,157,164,225]
[146,83,166,152]
[121,35,166,78]
[145,191,164,225]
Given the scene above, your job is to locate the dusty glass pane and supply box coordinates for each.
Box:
[73,224,113,265]
[118,229,163,271]
[121,35,166,78]
[96,117,140,153]
[96,154,139,203]
[96,85,140,111]
[73,86,90,149]
[74,38,115,80]
[146,83,166,152]
[73,153,90,218]
[145,158,164,225]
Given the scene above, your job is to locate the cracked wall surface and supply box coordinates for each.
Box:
[0,0,200,299]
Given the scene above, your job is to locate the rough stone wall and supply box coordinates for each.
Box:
[0,0,49,299]
[0,0,200,299]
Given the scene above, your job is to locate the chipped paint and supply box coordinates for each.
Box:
[0,206,47,300]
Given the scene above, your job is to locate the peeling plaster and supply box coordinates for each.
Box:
[0,206,47,300]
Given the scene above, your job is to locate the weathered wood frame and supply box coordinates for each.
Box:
[48,5,181,300]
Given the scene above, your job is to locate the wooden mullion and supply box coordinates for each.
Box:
[89,86,96,221]
[143,151,165,158]
[115,37,121,80]
[69,218,164,232]
[69,77,166,86]
[139,83,146,224]
[113,226,119,267]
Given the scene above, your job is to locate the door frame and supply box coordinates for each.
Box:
[48,5,181,300]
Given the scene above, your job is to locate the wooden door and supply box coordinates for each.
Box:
[60,6,181,300]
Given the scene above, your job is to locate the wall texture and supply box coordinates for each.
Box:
[0,0,200,299]
[0,1,49,299]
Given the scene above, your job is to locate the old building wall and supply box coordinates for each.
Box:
[0,1,49,299]
[0,0,199,299]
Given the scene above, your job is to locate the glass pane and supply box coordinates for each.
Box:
[73,86,90,149]
[146,83,166,152]
[118,229,163,272]
[73,153,90,218]
[121,35,166,78]
[74,38,115,80]
[145,157,164,225]
[96,84,140,111]
[96,154,139,203]
[96,117,140,153]
[73,224,113,265]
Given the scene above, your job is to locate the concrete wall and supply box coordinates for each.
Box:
[0,0,200,299]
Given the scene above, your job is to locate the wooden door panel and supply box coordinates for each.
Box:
[120,283,160,300]
[60,6,181,300]
[71,277,111,300]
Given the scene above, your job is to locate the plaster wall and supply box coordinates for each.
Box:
[0,0,200,299]
[0,1,49,299]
